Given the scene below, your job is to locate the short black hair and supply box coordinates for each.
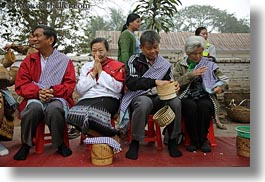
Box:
[33,24,57,47]
[195,27,207,36]
[140,30,160,46]
[90,37,109,51]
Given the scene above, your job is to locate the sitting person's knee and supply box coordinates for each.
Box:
[24,102,42,114]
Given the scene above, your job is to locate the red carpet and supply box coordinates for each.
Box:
[0,136,250,167]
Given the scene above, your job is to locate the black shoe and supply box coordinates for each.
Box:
[125,140,139,160]
[201,141,211,153]
[13,144,30,160]
[58,143,72,157]
[168,139,182,157]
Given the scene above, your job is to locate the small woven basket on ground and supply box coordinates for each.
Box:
[235,126,250,157]
[226,99,250,123]
[153,105,175,127]
[91,144,114,166]
[157,82,176,100]
[224,92,250,107]
[236,136,250,157]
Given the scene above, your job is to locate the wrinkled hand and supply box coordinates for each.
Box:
[193,66,208,76]
[155,80,171,86]
[213,86,223,94]
[39,88,54,103]
[174,81,180,93]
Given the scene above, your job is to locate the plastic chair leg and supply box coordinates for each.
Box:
[182,118,217,147]
[34,122,69,154]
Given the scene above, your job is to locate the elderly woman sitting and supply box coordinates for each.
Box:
[173,36,229,153]
[67,38,126,137]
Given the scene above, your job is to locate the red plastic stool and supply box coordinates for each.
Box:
[33,121,69,154]
[128,115,163,151]
[182,118,217,147]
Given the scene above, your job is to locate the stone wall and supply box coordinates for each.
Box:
[71,57,251,93]
[2,55,250,108]
[214,58,250,116]
[216,58,250,93]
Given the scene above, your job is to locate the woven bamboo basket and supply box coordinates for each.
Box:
[226,99,250,123]
[7,66,19,86]
[157,82,176,100]
[153,105,175,127]
[236,136,250,157]
[224,92,250,107]
[91,144,114,166]
[1,51,16,68]
[0,63,11,89]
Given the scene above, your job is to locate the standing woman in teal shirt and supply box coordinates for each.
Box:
[118,13,141,65]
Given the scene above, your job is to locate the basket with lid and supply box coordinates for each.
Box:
[91,143,114,166]
[156,82,176,100]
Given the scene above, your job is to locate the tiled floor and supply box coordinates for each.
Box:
[0,122,250,167]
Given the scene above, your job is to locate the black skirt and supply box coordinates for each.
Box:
[67,97,120,136]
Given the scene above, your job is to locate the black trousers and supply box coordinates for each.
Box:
[181,96,214,146]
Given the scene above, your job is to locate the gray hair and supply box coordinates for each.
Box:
[140,30,160,46]
[184,36,206,55]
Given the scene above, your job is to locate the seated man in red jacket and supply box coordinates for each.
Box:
[13,25,76,160]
